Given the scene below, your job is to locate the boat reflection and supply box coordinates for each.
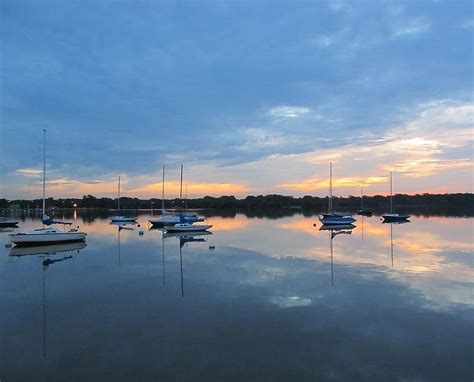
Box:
[161,231,212,297]
[110,221,137,266]
[320,224,355,286]
[387,220,410,267]
[9,241,86,358]
[9,241,87,258]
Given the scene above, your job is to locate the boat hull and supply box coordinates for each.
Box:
[319,216,356,225]
[149,216,204,227]
[165,224,213,232]
[110,216,137,223]
[382,214,410,222]
[0,218,19,227]
[9,232,87,246]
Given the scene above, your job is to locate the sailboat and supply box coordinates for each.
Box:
[382,172,410,223]
[0,217,19,228]
[149,165,204,227]
[9,130,87,246]
[319,162,356,225]
[164,165,212,232]
[357,187,373,216]
[110,176,137,223]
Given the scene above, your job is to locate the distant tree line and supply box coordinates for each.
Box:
[1,193,473,215]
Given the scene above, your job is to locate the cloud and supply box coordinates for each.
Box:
[391,17,431,38]
[15,168,42,177]
[1,1,472,198]
[267,106,311,118]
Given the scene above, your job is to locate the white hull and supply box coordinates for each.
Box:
[110,216,137,223]
[149,215,204,226]
[165,224,213,232]
[9,228,86,245]
[319,216,356,225]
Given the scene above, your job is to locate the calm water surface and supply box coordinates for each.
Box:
[1,212,473,381]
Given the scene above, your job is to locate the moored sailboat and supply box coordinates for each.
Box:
[382,172,410,223]
[319,162,356,225]
[110,176,137,223]
[9,130,87,246]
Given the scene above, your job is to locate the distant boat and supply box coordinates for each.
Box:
[319,162,356,225]
[357,187,373,216]
[165,223,213,232]
[149,165,204,227]
[9,130,87,246]
[110,176,137,223]
[163,165,212,233]
[382,172,410,223]
[0,217,19,228]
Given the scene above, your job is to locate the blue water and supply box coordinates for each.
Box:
[1,213,472,381]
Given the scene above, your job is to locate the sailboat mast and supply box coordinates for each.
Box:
[389,171,393,214]
[329,162,333,212]
[185,184,188,212]
[179,164,183,209]
[361,187,364,210]
[161,165,165,212]
[117,176,121,210]
[42,129,46,220]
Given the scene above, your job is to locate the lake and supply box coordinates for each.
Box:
[1,212,473,381]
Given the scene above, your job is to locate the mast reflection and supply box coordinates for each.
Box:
[384,220,410,268]
[319,224,355,286]
[9,242,86,358]
[162,231,212,297]
[110,221,137,266]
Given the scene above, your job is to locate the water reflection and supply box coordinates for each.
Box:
[110,221,138,266]
[9,242,86,358]
[161,230,212,297]
[319,224,355,286]
[0,213,472,381]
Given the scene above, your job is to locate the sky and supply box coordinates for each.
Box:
[0,0,473,199]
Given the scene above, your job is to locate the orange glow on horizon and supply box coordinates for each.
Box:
[131,181,250,197]
[277,175,387,192]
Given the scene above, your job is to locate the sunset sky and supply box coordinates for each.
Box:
[1,0,472,199]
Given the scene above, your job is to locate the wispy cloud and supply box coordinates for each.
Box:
[391,17,431,38]
[267,106,311,118]
[15,168,42,177]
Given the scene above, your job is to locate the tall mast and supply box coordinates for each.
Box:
[179,164,183,210]
[161,165,165,212]
[361,187,364,210]
[389,171,393,214]
[42,129,46,220]
[329,161,333,212]
[185,184,188,212]
[117,176,121,210]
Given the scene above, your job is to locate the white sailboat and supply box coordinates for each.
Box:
[319,162,356,225]
[10,130,87,246]
[149,165,204,227]
[382,171,410,223]
[110,176,137,223]
[164,165,212,233]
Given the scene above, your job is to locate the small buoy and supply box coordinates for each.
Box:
[137,224,141,228]
[5,242,12,248]
[209,245,215,250]
[313,223,316,227]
